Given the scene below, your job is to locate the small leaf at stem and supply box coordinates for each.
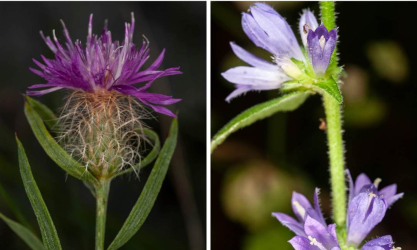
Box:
[107,119,178,250]
[211,91,310,152]
[0,212,45,250]
[315,78,343,104]
[16,137,62,250]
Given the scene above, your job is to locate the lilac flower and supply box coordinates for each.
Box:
[346,170,403,247]
[222,3,337,101]
[28,13,182,117]
[347,171,404,207]
[273,189,340,249]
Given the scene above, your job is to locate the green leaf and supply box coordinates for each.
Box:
[26,96,59,131]
[113,128,161,178]
[0,212,45,250]
[211,91,310,152]
[315,77,343,104]
[16,138,62,250]
[107,119,178,250]
[24,102,98,185]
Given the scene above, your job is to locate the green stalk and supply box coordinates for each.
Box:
[95,180,111,250]
[320,1,346,226]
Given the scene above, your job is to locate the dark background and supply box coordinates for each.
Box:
[212,2,417,250]
[0,2,206,250]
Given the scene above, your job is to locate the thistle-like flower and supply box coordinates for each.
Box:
[346,170,403,248]
[222,3,337,102]
[28,13,181,177]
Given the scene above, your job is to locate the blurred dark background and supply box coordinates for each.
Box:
[0,2,206,250]
[212,2,417,250]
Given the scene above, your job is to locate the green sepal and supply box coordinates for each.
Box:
[16,137,62,250]
[315,77,343,104]
[107,119,178,250]
[0,212,46,250]
[211,91,310,152]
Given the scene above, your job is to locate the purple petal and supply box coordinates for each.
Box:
[230,42,277,70]
[249,3,303,60]
[273,212,306,236]
[26,87,63,96]
[378,184,396,200]
[146,49,165,71]
[385,193,404,207]
[313,188,327,227]
[289,236,316,250]
[225,85,252,102]
[221,66,289,89]
[354,173,372,196]
[141,99,177,118]
[304,216,340,250]
[347,193,388,247]
[361,235,393,250]
[346,169,355,204]
[299,10,319,47]
[292,191,313,222]
[307,24,337,75]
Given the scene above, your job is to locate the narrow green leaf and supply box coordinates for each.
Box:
[113,128,161,178]
[24,102,98,185]
[0,212,45,250]
[16,138,62,250]
[26,96,58,131]
[211,91,310,152]
[315,77,343,104]
[107,119,178,250]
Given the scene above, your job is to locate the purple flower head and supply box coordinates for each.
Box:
[222,3,338,101]
[288,216,340,250]
[273,188,327,237]
[306,24,337,76]
[361,235,398,250]
[347,170,404,207]
[28,13,182,117]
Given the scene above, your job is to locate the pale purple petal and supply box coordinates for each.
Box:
[225,85,252,102]
[222,66,289,89]
[230,42,277,70]
[272,212,306,236]
[347,193,388,247]
[313,188,327,226]
[304,216,340,250]
[385,193,404,207]
[299,10,319,47]
[354,173,372,196]
[292,191,313,222]
[289,236,316,250]
[346,169,355,203]
[361,235,393,250]
[249,3,303,60]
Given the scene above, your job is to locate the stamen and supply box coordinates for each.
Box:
[373,178,382,188]
[292,201,306,219]
[308,236,326,250]
[319,35,326,50]
[391,247,401,250]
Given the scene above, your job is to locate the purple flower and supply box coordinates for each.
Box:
[345,170,403,248]
[222,3,337,101]
[273,188,327,236]
[288,216,340,250]
[361,235,398,250]
[306,24,337,75]
[28,13,182,117]
[273,189,340,250]
[347,170,404,207]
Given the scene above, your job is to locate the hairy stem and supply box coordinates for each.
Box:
[320,1,346,226]
[95,180,111,250]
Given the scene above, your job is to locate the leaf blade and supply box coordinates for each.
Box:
[0,212,46,250]
[16,138,62,250]
[24,102,98,185]
[107,119,178,250]
[211,91,310,152]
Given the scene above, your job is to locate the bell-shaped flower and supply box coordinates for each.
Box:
[222,3,338,101]
[288,216,340,250]
[361,235,400,250]
[273,188,326,237]
[347,170,404,207]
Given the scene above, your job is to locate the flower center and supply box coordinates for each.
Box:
[308,236,326,250]
[293,201,306,219]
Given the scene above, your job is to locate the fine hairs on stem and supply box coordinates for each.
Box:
[56,90,151,178]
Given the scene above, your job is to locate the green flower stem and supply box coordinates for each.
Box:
[95,180,111,250]
[320,1,346,226]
